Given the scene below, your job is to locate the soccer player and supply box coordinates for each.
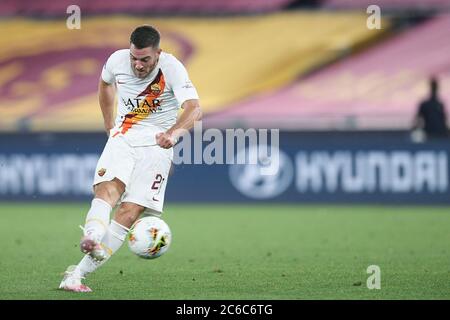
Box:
[59,25,202,292]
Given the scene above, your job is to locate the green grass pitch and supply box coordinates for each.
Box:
[0,203,449,299]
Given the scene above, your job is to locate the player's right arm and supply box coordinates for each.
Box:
[98,79,116,136]
[99,53,119,136]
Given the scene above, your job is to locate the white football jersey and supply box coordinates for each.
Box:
[101,49,199,146]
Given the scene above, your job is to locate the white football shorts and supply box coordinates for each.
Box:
[93,135,173,214]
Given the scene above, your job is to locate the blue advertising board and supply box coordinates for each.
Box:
[0,131,449,204]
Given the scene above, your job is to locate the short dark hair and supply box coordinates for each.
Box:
[130,25,160,49]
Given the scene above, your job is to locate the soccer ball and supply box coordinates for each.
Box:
[127,216,172,259]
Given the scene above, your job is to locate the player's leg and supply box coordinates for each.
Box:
[80,178,125,260]
[59,180,128,292]
[89,202,145,264]
[68,145,173,289]
[79,136,133,260]
[88,202,145,263]
[59,136,134,292]
[60,202,145,292]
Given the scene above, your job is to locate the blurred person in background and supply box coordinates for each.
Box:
[412,77,448,141]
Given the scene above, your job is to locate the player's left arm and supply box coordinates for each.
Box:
[156,99,202,149]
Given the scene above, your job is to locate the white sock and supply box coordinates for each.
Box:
[83,198,112,243]
[75,220,129,277]
[100,220,130,257]
[74,255,99,277]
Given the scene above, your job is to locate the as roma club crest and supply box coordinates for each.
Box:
[138,69,165,98]
[150,83,161,95]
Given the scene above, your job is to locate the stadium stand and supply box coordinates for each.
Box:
[1,0,448,132]
[205,14,450,130]
[0,12,386,131]
[0,0,296,16]
[323,0,450,11]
